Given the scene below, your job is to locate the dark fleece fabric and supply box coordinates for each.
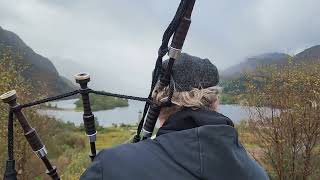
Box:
[80,108,269,180]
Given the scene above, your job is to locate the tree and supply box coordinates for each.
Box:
[245,63,320,179]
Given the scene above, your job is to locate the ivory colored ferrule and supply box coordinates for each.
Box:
[87,131,97,142]
[168,47,182,60]
[34,146,48,158]
[0,90,17,104]
[142,128,152,136]
[0,90,16,100]
[74,72,90,81]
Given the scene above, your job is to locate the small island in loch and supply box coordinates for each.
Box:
[75,93,129,111]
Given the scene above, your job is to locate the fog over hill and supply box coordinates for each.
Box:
[50,57,88,82]
[221,45,320,79]
[2,0,320,95]
[294,45,320,62]
[0,26,75,95]
[50,57,148,96]
[221,53,291,79]
[53,45,320,94]
[3,21,318,97]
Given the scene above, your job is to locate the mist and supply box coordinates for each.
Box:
[1,0,320,96]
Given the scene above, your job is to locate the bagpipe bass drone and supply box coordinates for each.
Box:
[1,0,196,179]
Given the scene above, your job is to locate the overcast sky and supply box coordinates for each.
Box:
[1,0,320,95]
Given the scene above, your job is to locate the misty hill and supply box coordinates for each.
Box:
[0,26,76,95]
[50,57,104,90]
[220,45,320,104]
[50,57,89,82]
[221,53,291,79]
[222,45,320,79]
[50,57,120,93]
[294,45,320,62]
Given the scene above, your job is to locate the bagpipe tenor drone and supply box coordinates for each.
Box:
[1,0,196,179]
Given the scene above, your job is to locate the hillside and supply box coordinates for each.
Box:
[220,45,320,104]
[221,45,320,79]
[50,57,89,82]
[294,45,320,62]
[0,26,75,95]
[221,53,291,79]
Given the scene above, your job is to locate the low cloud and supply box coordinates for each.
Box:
[1,0,320,95]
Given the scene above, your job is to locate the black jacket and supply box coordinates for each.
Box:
[80,108,269,180]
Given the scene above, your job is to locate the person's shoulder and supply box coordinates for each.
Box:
[81,139,162,180]
[97,139,158,163]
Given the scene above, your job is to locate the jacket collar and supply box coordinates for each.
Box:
[157,108,234,136]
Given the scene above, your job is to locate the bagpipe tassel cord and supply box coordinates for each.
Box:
[137,0,196,141]
[0,90,60,180]
[3,110,17,180]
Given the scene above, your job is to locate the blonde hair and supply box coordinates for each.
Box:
[153,85,221,113]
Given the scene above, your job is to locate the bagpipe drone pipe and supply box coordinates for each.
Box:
[0,0,196,179]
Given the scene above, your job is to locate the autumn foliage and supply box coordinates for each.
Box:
[245,63,320,179]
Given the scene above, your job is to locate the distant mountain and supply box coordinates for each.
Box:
[221,53,291,79]
[222,45,320,80]
[0,26,75,95]
[219,45,320,104]
[294,45,320,62]
[50,57,89,82]
[50,57,116,92]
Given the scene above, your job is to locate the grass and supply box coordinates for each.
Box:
[59,127,135,179]
[243,143,260,148]
[96,127,135,150]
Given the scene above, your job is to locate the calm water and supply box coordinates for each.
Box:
[39,99,250,127]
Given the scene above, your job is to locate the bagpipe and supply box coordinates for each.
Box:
[1,0,196,179]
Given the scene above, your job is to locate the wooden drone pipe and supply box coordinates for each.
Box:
[141,0,197,140]
[0,90,60,180]
[75,73,97,161]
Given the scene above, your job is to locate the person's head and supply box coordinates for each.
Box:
[153,53,221,126]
